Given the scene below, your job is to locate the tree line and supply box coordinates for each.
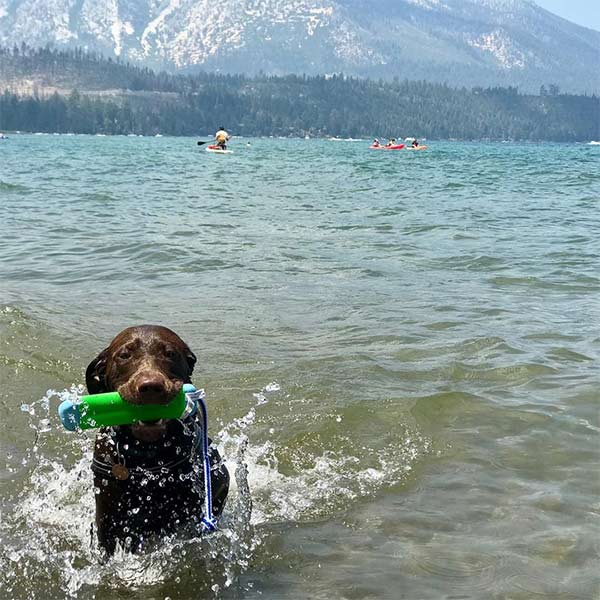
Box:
[0,45,598,141]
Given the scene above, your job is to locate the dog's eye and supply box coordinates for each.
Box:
[117,350,132,360]
[164,349,176,360]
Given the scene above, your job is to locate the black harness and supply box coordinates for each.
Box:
[91,418,210,481]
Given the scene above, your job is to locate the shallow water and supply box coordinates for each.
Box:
[0,135,599,599]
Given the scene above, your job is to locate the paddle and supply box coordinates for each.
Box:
[197,140,209,146]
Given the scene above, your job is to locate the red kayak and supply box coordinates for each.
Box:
[369,144,405,150]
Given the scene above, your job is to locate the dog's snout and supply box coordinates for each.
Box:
[136,375,169,403]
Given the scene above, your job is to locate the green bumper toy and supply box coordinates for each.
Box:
[58,384,201,430]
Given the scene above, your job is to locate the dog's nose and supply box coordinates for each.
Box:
[136,376,169,403]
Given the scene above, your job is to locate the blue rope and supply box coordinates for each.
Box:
[183,384,218,533]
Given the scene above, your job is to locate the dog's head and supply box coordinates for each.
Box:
[86,325,197,441]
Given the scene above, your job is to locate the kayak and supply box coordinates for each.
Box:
[370,144,405,150]
[406,145,428,151]
[206,145,233,154]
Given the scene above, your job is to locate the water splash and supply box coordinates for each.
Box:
[2,386,257,598]
[1,382,427,598]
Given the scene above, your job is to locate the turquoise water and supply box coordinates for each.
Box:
[0,135,599,599]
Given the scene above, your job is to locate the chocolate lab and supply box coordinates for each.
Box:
[85,325,229,554]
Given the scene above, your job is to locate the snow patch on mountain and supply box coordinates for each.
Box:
[132,0,338,68]
[111,19,134,57]
[3,0,77,44]
[140,0,181,57]
[467,29,526,69]
[404,0,447,11]
[80,0,134,55]
[306,7,333,36]
[332,21,384,66]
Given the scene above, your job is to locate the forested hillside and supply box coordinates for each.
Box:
[1,46,598,141]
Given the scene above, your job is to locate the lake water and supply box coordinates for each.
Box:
[0,135,599,599]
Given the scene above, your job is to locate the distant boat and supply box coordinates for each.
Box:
[403,136,428,150]
[588,141,600,145]
[0,133,8,139]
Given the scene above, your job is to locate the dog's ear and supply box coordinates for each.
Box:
[185,347,197,379]
[85,348,109,394]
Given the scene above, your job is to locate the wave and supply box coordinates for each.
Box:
[0,181,30,192]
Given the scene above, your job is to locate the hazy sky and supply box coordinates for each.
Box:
[534,0,600,31]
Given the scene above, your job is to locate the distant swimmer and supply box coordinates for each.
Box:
[215,126,230,150]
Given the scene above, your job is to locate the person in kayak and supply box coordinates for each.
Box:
[215,127,230,150]
[372,139,381,148]
[412,138,419,148]
[385,138,397,148]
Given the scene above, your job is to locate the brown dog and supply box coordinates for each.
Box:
[85,325,229,554]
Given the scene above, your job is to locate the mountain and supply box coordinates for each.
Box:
[0,0,598,93]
